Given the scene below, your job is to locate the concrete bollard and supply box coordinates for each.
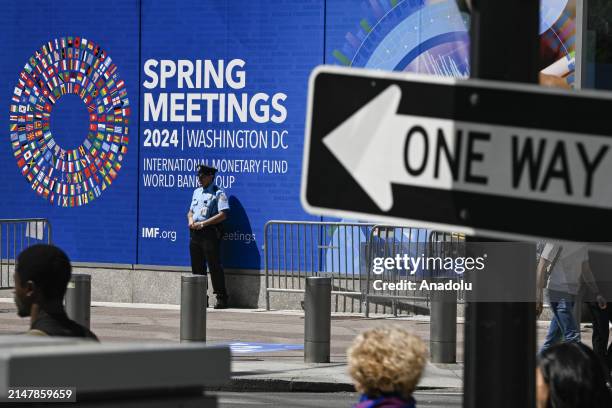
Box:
[180,274,207,342]
[65,274,91,329]
[430,284,457,364]
[304,277,331,363]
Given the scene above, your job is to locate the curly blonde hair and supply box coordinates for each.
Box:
[347,326,427,397]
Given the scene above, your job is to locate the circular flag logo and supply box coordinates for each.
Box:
[9,36,130,207]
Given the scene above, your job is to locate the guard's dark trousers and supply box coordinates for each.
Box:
[189,227,227,298]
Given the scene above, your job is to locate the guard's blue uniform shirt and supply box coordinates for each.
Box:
[189,184,229,222]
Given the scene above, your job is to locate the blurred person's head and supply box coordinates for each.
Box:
[14,244,72,317]
[537,342,612,408]
[348,326,427,400]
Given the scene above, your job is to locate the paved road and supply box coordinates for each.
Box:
[0,300,593,360]
[215,390,462,408]
[0,301,465,361]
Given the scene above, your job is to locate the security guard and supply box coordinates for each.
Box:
[187,165,229,309]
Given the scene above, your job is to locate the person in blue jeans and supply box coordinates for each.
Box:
[536,243,606,354]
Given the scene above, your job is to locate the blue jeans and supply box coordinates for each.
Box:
[540,291,580,354]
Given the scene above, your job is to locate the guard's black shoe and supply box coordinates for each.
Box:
[214,296,228,309]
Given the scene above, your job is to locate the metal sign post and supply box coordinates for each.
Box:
[464,1,538,407]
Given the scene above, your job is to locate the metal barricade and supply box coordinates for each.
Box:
[264,221,374,313]
[428,231,467,303]
[0,218,52,288]
[364,226,466,316]
[364,225,430,317]
[264,220,466,316]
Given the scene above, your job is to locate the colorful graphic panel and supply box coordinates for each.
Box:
[0,0,139,263]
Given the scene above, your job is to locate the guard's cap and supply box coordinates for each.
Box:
[197,165,217,176]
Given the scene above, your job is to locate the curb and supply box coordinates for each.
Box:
[208,377,462,393]
[208,377,356,393]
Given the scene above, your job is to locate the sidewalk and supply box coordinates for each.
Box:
[0,300,590,392]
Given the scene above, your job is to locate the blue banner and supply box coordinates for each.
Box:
[0,1,574,269]
[137,0,323,268]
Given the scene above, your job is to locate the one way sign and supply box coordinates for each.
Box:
[301,66,612,243]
